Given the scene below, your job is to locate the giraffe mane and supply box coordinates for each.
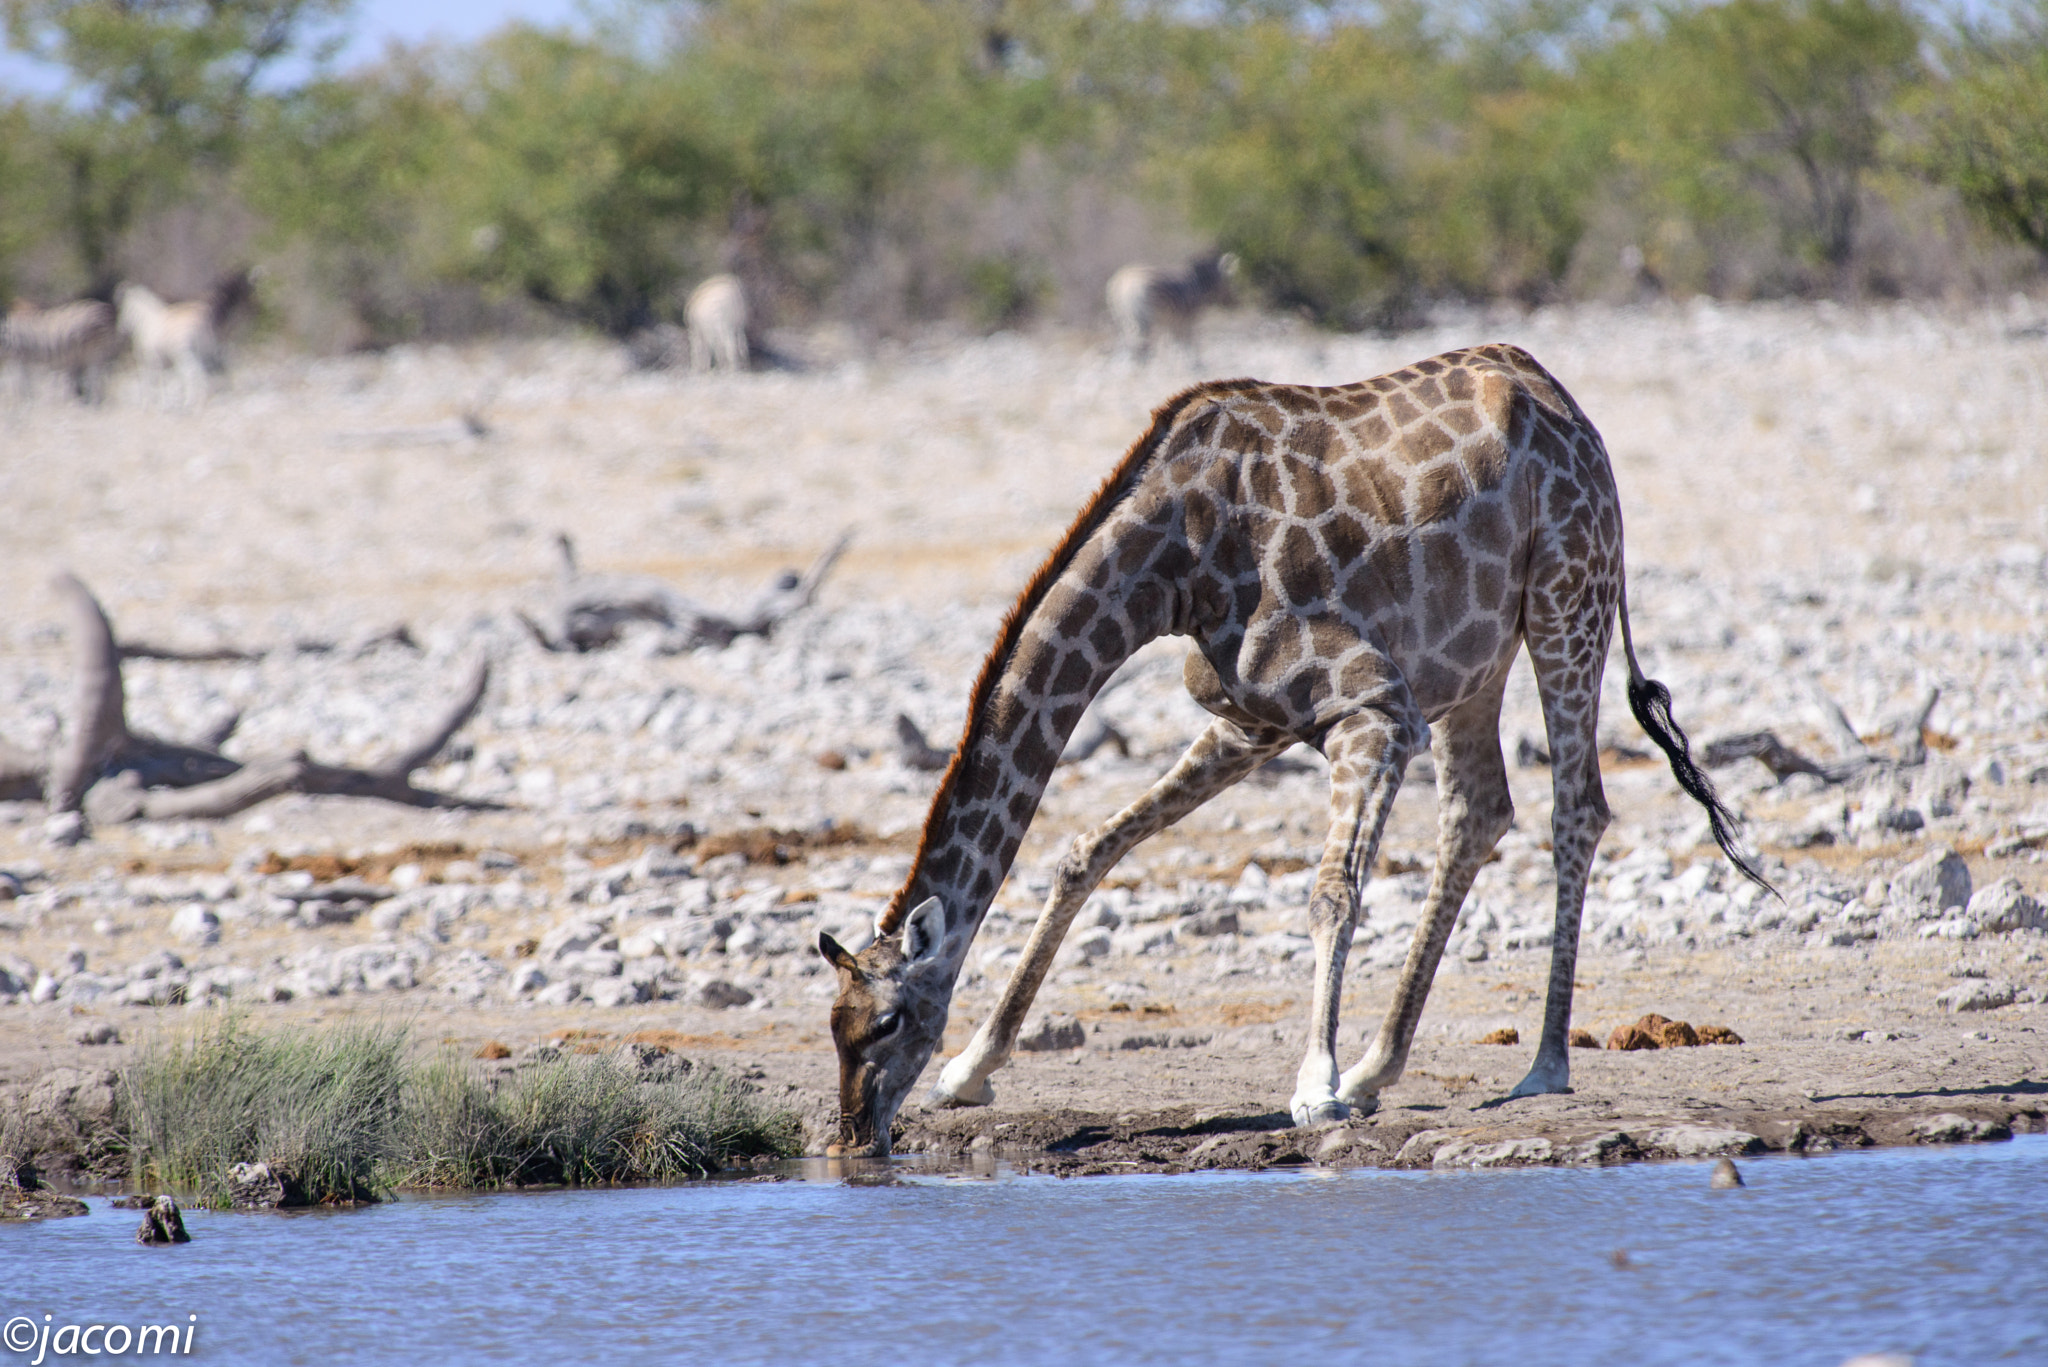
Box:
[879,376,1268,934]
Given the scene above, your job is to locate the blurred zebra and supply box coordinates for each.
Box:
[0,298,121,403]
[1105,252,1240,361]
[116,269,253,405]
[685,274,750,373]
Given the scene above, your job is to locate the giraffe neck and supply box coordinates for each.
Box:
[892,577,1156,972]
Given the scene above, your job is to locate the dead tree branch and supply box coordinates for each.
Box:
[525,529,852,652]
[24,575,495,830]
[1704,685,1944,787]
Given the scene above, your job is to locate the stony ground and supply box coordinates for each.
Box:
[2,299,2045,1175]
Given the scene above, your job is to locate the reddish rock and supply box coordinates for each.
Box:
[1568,1028,1600,1049]
[1477,1027,1519,1045]
[474,1040,512,1060]
[1697,1024,1744,1045]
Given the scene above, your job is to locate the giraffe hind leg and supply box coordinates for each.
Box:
[929,717,1291,1109]
[1507,583,1616,1099]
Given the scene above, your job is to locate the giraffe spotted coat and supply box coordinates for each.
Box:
[821,343,1732,1155]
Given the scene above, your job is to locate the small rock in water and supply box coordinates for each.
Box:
[229,1161,304,1209]
[1709,1157,1745,1189]
[1835,1356,1913,1367]
[135,1194,191,1244]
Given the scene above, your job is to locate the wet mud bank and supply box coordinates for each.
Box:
[893,1093,2045,1177]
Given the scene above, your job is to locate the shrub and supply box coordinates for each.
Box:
[119,1017,800,1207]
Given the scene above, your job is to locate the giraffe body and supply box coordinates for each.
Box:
[820,343,1755,1155]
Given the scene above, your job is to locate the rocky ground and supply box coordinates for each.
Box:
[2,299,2045,1178]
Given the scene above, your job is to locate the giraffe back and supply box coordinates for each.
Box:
[1118,343,1623,736]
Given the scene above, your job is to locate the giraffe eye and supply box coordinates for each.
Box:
[870,1013,900,1041]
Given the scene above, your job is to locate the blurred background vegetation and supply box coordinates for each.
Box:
[2,0,2045,349]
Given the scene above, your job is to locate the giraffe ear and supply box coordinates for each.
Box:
[900,896,946,966]
[818,931,861,975]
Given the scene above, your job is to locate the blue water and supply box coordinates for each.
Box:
[5,1139,2045,1366]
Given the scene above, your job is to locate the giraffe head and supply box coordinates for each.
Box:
[817,896,952,1157]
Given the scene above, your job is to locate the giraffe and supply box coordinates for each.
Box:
[818,343,1763,1156]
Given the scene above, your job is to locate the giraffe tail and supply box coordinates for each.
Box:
[1616,580,1776,895]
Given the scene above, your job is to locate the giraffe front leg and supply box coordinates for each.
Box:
[1290,708,1417,1128]
[1339,672,1513,1108]
[930,718,1290,1109]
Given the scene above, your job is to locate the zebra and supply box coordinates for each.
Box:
[0,298,121,403]
[115,269,254,405]
[685,274,749,374]
[1105,252,1240,361]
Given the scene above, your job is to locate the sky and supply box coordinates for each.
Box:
[0,0,593,97]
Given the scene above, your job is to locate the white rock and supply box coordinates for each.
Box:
[1641,1126,1762,1158]
[539,917,615,962]
[1936,980,2016,1012]
[168,905,220,946]
[1068,927,1113,962]
[586,977,648,1007]
[1891,848,1971,913]
[505,962,548,997]
[1431,1136,1555,1169]
[1964,878,2044,933]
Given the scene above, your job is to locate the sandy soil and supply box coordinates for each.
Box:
[2,299,2045,1172]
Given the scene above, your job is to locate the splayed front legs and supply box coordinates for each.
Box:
[1338,673,1514,1107]
[1289,703,1424,1126]
[930,717,1290,1109]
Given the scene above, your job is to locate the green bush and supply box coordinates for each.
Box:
[1921,43,2048,260]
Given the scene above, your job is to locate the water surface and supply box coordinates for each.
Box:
[7,1138,2045,1366]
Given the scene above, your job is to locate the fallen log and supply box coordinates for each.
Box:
[520,529,851,653]
[1703,686,1942,786]
[23,574,495,831]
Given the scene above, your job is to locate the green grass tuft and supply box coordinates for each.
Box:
[120,1016,800,1207]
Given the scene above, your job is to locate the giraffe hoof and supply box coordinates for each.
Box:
[929,1074,996,1109]
[1505,1065,1572,1100]
[1332,1090,1381,1118]
[1291,1100,1350,1127]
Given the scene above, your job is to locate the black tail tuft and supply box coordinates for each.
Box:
[1627,674,1775,896]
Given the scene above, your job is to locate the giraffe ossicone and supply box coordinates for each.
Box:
[818,343,1764,1156]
